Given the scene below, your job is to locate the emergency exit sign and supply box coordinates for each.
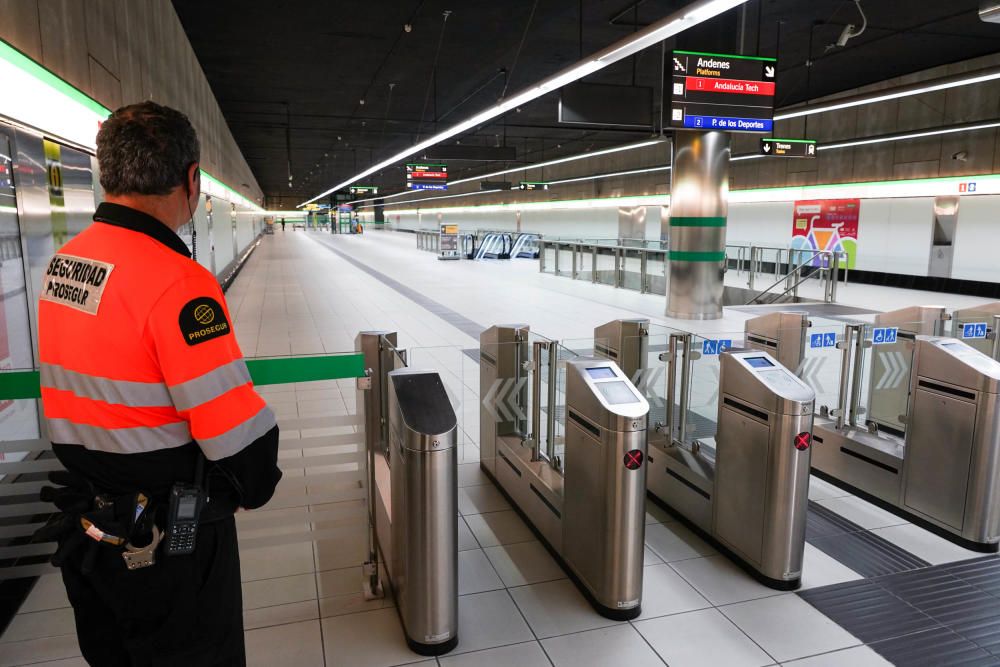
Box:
[761,138,817,158]
[670,50,776,133]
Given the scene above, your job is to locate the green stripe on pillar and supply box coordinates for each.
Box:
[668,251,727,262]
[669,216,727,227]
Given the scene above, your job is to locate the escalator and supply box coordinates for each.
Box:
[472,232,538,260]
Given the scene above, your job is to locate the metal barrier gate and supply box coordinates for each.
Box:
[357,332,459,655]
[593,318,815,588]
[480,325,649,619]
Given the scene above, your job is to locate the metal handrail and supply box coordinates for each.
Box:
[747,249,836,305]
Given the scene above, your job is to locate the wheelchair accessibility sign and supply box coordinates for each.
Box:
[702,339,732,355]
[872,327,898,345]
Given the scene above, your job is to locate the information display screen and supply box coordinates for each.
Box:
[597,380,639,405]
[669,50,776,133]
[406,163,448,191]
[586,367,617,380]
[745,357,775,369]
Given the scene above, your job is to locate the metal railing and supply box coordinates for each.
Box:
[416,229,440,252]
[746,249,843,305]
[540,238,848,304]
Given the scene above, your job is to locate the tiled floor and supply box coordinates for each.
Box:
[3,230,997,666]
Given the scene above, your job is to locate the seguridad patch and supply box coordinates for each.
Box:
[178,296,231,346]
[40,254,115,315]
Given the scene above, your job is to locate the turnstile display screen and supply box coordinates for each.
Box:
[597,380,639,405]
[745,357,775,369]
[587,367,617,379]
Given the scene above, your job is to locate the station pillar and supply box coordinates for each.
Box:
[666,131,730,320]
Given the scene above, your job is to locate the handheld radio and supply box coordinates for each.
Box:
[165,454,206,556]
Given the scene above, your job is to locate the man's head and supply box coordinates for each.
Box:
[96,101,200,231]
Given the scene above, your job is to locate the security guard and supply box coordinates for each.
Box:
[37,101,280,666]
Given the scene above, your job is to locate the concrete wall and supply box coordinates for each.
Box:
[0,0,262,203]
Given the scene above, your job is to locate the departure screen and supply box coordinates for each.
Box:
[597,380,639,405]
[586,367,617,380]
[745,357,774,368]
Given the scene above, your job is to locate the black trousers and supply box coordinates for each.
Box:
[60,516,245,667]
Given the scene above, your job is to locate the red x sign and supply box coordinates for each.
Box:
[794,432,812,451]
[623,449,644,470]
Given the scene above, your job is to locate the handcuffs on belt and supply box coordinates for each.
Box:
[35,471,166,572]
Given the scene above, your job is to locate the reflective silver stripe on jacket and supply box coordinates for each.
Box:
[46,418,193,454]
[169,359,253,412]
[41,363,173,408]
[198,405,277,461]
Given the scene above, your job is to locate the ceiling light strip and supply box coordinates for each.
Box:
[298,0,749,207]
[774,66,1000,121]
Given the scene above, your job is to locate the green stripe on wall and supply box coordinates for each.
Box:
[669,217,727,227]
[668,251,726,262]
[0,371,40,400]
[0,355,367,400]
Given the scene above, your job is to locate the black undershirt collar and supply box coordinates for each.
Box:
[92,202,192,258]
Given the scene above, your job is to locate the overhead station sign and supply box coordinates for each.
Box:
[406,163,448,191]
[761,138,817,158]
[349,185,379,196]
[519,182,549,191]
[669,50,776,133]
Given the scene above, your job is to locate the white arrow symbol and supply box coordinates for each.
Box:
[795,357,826,394]
[763,142,772,153]
[765,65,775,78]
[505,377,528,421]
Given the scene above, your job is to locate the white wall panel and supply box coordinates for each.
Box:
[952,195,1000,282]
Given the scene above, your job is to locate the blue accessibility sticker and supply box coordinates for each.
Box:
[872,327,898,345]
[962,322,988,339]
[702,339,733,355]
[811,333,838,349]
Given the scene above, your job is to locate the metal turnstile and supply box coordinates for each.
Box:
[358,332,459,655]
[480,325,649,619]
[743,311,810,374]
[590,318,814,587]
[868,305,948,434]
[813,336,1000,551]
[644,349,815,588]
[951,301,1000,360]
[594,318,649,383]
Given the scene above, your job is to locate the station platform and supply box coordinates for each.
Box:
[5,229,999,667]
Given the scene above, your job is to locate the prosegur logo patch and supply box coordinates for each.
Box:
[179,297,230,346]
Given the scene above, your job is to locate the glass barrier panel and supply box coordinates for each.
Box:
[576,244,595,282]
[795,322,848,417]
[685,332,744,444]
[622,248,643,291]
[541,243,556,274]
[861,319,922,435]
[555,244,574,278]
[645,250,667,295]
[595,246,617,286]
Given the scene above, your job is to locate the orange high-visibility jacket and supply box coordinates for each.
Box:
[38,203,276,467]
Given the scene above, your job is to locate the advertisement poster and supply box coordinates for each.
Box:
[791,199,860,269]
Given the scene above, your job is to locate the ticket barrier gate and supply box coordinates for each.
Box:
[480,325,649,619]
[743,311,810,375]
[812,334,1000,552]
[952,301,1000,360]
[357,332,459,655]
[868,305,948,435]
[594,319,815,588]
